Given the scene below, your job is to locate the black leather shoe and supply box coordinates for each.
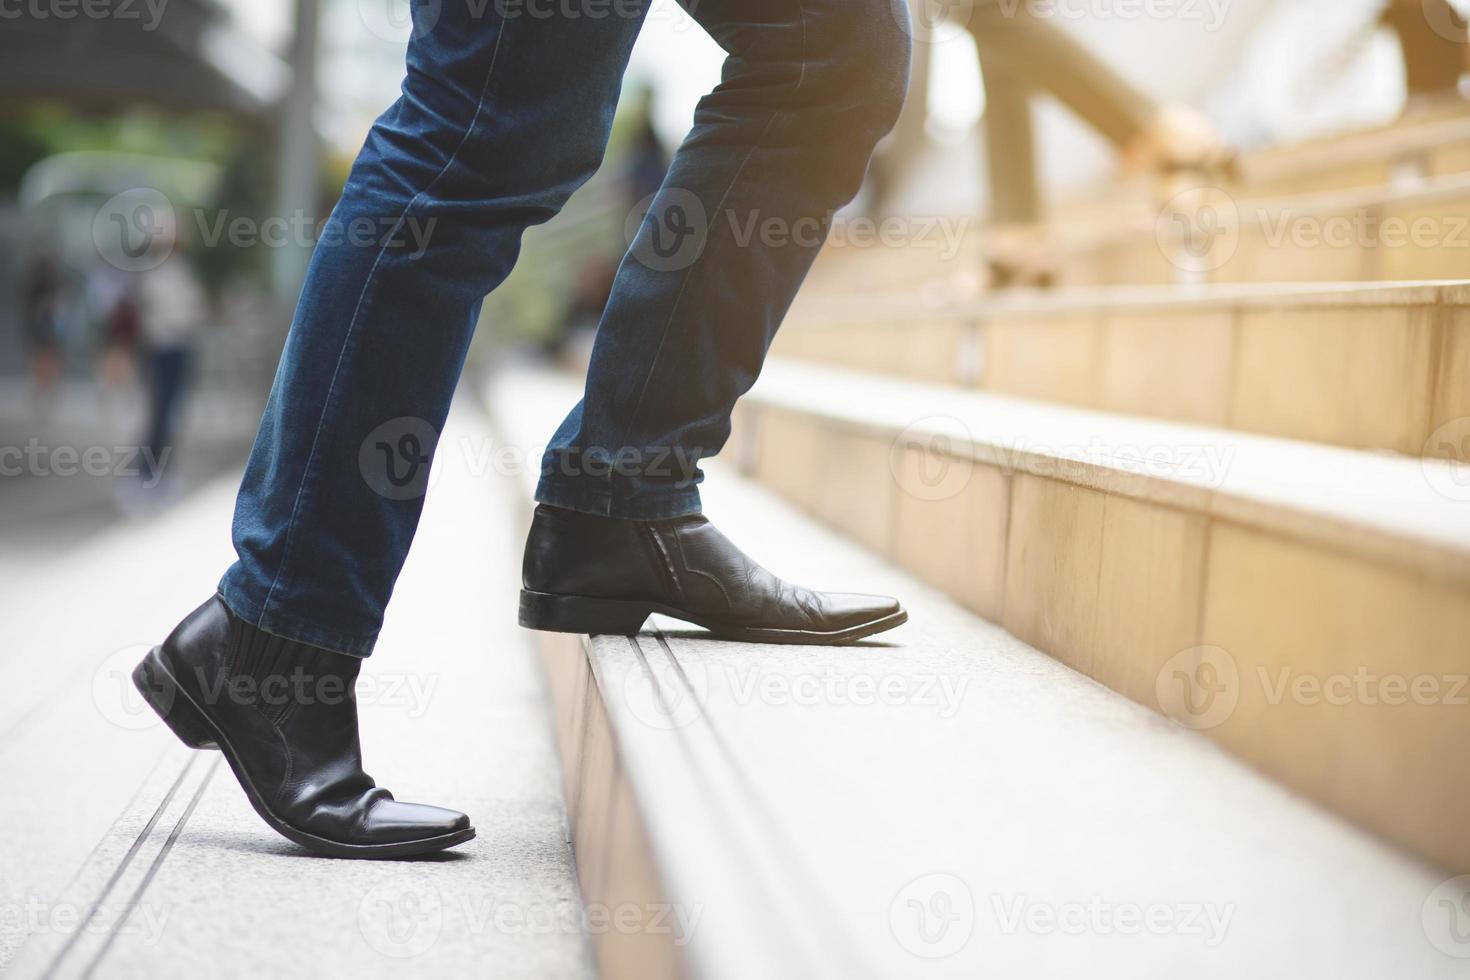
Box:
[132,596,474,859]
[519,505,907,644]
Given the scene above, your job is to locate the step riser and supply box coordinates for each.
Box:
[775,303,1470,457]
[812,190,1470,295]
[1236,100,1470,188]
[1245,159,1420,199]
[492,376,690,980]
[525,621,687,980]
[1242,140,1470,198]
[502,505,689,980]
[1070,191,1470,286]
[732,402,1470,874]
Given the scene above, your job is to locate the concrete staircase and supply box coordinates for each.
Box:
[776,280,1469,456]
[486,366,1468,980]
[740,108,1470,895]
[1076,172,1470,286]
[479,106,1470,978]
[728,358,1470,874]
[1233,99,1470,196]
[813,103,1470,295]
[838,167,1470,292]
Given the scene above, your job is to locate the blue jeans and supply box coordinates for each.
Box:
[219,0,909,656]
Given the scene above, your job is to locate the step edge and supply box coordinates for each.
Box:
[744,360,1470,586]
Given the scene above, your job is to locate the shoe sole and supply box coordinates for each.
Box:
[518,589,908,645]
[132,647,476,860]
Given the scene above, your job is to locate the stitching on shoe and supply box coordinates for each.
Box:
[269,722,295,814]
[642,525,684,602]
[670,526,733,612]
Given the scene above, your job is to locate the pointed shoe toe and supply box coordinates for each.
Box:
[362,799,475,847]
[818,592,907,634]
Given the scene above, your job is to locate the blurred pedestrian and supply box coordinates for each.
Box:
[625,84,670,206]
[94,265,140,391]
[21,250,65,412]
[130,241,207,496]
[549,87,668,356]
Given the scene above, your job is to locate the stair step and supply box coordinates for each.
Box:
[808,169,1470,292]
[728,358,1470,874]
[1071,171,1470,286]
[777,279,1470,457]
[484,363,1466,980]
[1238,101,1470,196]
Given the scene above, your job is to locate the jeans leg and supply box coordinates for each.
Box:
[537,0,911,519]
[220,0,648,656]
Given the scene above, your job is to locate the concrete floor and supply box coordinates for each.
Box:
[0,396,593,979]
[6,366,1467,979]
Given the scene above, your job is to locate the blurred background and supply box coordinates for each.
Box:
[0,0,730,550]
[2,0,1462,543]
[5,2,1470,977]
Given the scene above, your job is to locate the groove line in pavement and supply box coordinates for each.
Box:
[79,755,221,979]
[40,752,200,980]
[623,633,817,978]
[651,628,875,980]
[51,750,174,902]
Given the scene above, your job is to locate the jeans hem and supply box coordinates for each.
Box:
[534,476,703,520]
[216,578,377,658]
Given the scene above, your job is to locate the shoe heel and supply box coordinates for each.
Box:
[519,590,654,636]
[132,648,218,750]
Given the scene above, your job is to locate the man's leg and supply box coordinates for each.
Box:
[522,0,913,643]
[540,0,911,517]
[221,0,647,654]
[137,0,649,858]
